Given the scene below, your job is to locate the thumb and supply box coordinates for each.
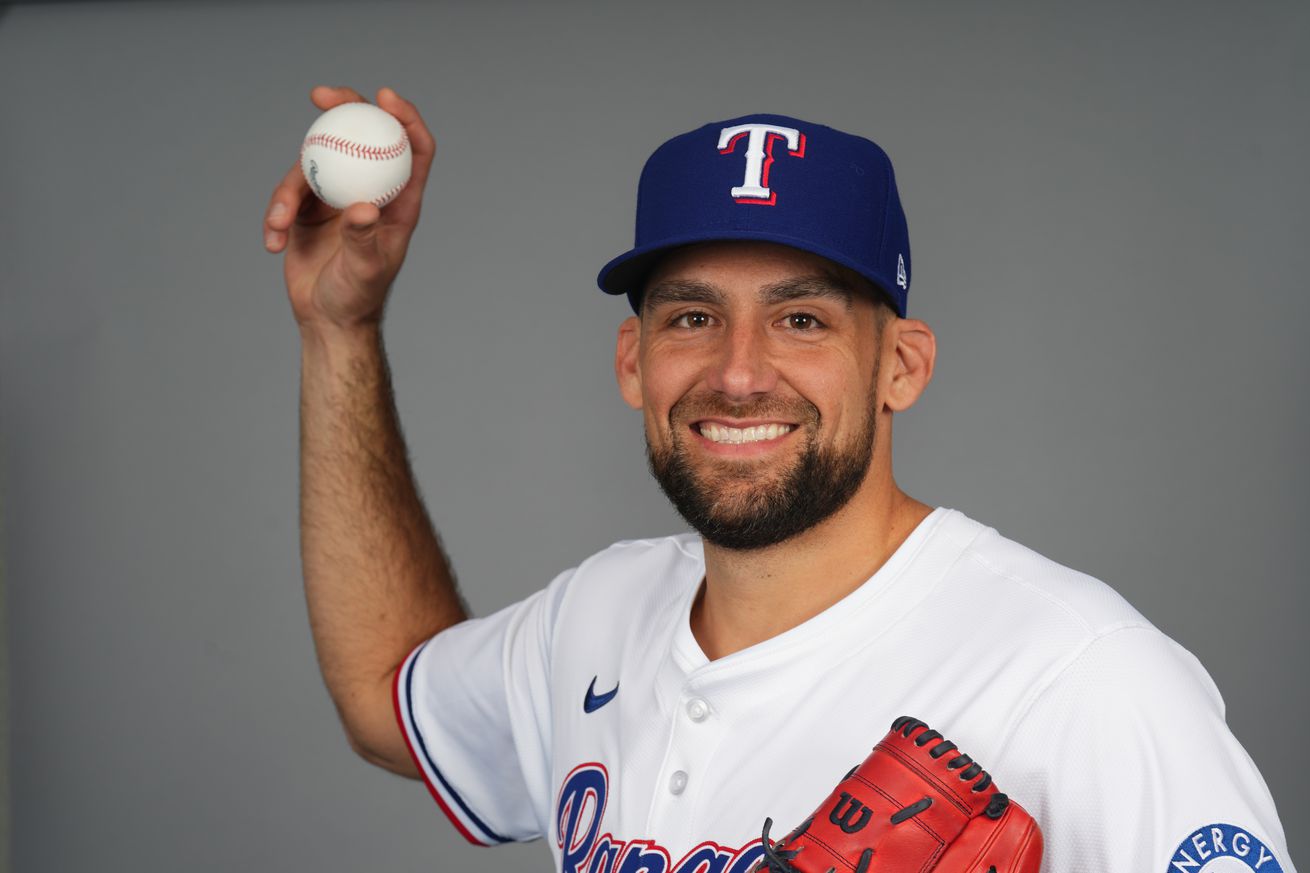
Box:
[340,203,385,283]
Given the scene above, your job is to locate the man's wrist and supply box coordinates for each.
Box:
[298,318,384,354]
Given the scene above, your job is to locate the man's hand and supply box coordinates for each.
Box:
[264,85,436,333]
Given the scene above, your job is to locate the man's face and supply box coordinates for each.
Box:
[624,241,888,551]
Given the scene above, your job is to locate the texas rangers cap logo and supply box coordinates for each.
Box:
[717,123,807,205]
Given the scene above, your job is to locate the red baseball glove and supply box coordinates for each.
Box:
[754,716,1043,873]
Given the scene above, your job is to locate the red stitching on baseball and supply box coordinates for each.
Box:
[304,131,409,161]
[371,178,410,207]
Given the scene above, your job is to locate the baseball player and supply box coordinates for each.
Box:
[264,86,1297,872]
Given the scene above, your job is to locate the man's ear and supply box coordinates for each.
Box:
[883,318,936,412]
[615,316,643,410]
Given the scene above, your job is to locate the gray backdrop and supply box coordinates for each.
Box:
[1,1,1306,871]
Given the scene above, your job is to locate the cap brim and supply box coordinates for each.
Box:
[596,230,905,317]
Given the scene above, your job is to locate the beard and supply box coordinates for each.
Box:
[645,385,878,552]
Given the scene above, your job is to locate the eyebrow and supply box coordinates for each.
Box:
[642,274,855,316]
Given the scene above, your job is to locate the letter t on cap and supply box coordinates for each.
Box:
[718,123,806,204]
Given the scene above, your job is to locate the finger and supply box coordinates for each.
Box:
[340,202,386,285]
[374,87,436,226]
[263,157,311,251]
[310,84,369,111]
[376,87,435,168]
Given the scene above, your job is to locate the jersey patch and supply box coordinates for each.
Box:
[1167,823,1283,872]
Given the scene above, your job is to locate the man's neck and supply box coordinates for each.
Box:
[689,480,935,661]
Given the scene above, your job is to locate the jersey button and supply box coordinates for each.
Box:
[686,698,709,722]
[668,770,688,795]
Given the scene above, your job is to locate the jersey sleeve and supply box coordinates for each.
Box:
[393,566,574,846]
[995,625,1297,873]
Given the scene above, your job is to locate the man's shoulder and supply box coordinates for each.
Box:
[575,530,704,572]
[942,508,1154,639]
[933,511,1227,734]
[549,530,705,605]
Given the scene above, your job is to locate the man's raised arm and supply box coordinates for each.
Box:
[264,86,463,777]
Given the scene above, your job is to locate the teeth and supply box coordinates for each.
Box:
[700,423,794,444]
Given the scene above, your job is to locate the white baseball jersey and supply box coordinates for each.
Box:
[394,507,1296,873]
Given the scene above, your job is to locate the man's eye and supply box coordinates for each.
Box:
[784,312,824,331]
[672,311,713,329]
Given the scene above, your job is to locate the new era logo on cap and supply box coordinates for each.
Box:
[597,112,911,318]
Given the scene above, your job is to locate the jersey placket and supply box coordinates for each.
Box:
[645,683,728,851]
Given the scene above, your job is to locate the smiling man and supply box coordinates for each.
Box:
[265,89,1296,873]
[617,241,934,661]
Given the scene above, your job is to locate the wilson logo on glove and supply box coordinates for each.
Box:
[830,794,873,834]
[753,716,1044,873]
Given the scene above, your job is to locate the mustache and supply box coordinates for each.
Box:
[668,393,820,428]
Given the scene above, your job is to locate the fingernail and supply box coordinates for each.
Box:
[269,202,287,221]
[265,232,279,249]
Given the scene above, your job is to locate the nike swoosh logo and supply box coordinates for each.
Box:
[583,676,619,714]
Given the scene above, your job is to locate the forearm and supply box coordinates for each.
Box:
[298,322,466,766]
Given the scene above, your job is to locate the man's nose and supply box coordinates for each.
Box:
[703,320,778,401]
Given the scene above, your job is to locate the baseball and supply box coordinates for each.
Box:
[299,102,412,210]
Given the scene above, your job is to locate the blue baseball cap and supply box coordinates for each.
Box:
[596,113,911,317]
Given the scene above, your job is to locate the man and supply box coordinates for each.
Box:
[264,86,1295,872]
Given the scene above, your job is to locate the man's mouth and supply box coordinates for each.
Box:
[692,420,798,445]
